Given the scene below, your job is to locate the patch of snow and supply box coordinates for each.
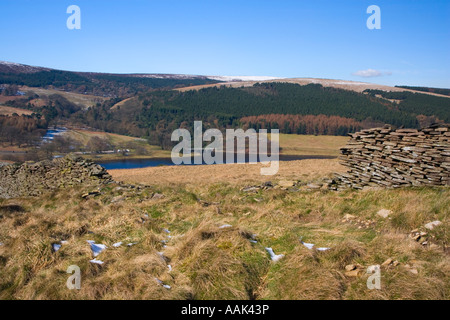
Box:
[301,242,315,250]
[207,75,283,82]
[300,237,331,251]
[265,247,284,262]
[154,278,171,289]
[87,240,107,257]
[90,259,104,265]
[0,61,25,67]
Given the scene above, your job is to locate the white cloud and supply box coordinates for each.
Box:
[352,69,392,78]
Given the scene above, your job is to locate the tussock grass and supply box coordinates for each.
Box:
[0,164,448,300]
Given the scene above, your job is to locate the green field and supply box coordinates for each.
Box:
[276,133,348,157]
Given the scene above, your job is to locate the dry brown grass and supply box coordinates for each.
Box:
[277,134,349,156]
[0,105,33,116]
[109,159,346,188]
[0,161,448,300]
[21,86,107,109]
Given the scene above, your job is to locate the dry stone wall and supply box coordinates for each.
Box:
[0,155,113,199]
[332,124,450,190]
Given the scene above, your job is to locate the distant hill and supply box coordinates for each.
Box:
[0,61,220,97]
[395,85,450,97]
[176,78,450,98]
[0,61,50,74]
[3,61,449,98]
[73,82,450,149]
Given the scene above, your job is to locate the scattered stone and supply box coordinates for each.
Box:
[381,258,393,266]
[82,191,101,199]
[321,183,330,190]
[198,200,211,207]
[111,195,125,203]
[408,268,419,275]
[241,186,260,193]
[345,269,360,277]
[412,234,421,241]
[377,209,392,219]
[345,264,356,271]
[263,181,273,188]
[278,180,295,188]
[424,220,442,230]
[152,193,165,200]
[429,243,440,250]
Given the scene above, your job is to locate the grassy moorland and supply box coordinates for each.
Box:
[0,105,34,116]
[277,134,349,157]
[0,159,448,300]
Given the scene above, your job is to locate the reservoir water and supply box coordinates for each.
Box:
[99,155,336,170]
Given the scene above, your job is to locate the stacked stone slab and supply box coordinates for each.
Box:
[331,123,450,190]
[0,154,113,199]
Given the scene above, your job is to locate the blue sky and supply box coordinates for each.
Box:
[1,0,449,87]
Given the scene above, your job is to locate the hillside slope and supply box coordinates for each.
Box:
[177,77,450,98]
[0,157,448,300]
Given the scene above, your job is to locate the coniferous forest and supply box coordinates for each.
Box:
[69,83,450,149]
